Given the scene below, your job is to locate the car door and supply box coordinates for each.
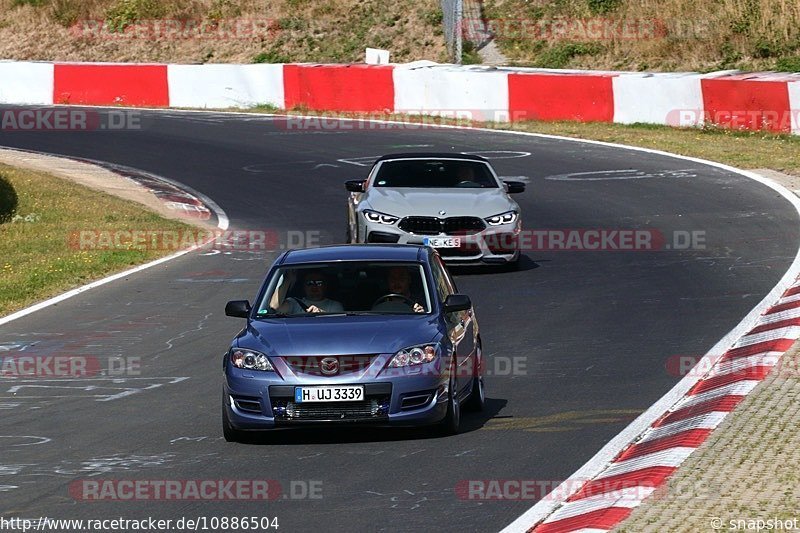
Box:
[431,254,474,394]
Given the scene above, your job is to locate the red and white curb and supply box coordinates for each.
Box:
[501,178,800,531]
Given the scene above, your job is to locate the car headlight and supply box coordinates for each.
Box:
[364,209,399,225]
[485,210,518,226]
[229,348,274,372]
[388,344,438,368]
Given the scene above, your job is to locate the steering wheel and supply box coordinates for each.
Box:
[372,293,416,308]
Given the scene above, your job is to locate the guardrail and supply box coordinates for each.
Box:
[1,61,799,135]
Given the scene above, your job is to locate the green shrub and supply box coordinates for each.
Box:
[753,38,783,59]
[776,55,800,72]
[207,0,241,21]
[0,174,17,225]
[11,0,47,7]
[587,0,621,15]
[461,40,482,65]
[105,0,166,32]
[536,42,603,68]
[253,50,290,63]
[718,41,742,69]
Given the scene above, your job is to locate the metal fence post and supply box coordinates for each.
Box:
[440,0,463,64]
[455,0,463,64]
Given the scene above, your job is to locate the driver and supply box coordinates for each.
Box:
[455,164,477,184]
[385,267,425,313]
[272,269,344,314]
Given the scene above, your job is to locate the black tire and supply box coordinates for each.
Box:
[500,252,520,272]
[437,362,462,435]
[463,343,485,412]
[222,396,246,443]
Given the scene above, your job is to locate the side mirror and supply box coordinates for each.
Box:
[504,181,525,194]
[443,294,472,313]
[345,179,365,193]
[225,300,251,318]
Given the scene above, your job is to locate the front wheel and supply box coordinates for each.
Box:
[500,252,520,272]
[464,343,485,412]
[222,395,246,443]
[437,364,461,435]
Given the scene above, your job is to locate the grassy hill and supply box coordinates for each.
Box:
[0,0,446,63]
[1,0,799,72]
[483,0,800,72]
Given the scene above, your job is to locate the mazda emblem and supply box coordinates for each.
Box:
[320,357,339,376]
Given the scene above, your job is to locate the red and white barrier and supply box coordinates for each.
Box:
[786,79,800,135]
[509,71,615,123]
[1,61,800,135]
[700,72,797,133]
[613,72,704,126]
[54,63,169,107]
[283,64,394,112]
[167,64,284,108]
[526,278,800,532]
[393,64,509,121]
[0,61,54,105]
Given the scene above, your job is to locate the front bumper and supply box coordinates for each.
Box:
[224,368,450,430]
[362,220,521,264]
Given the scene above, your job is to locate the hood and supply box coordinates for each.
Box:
[364,188,516,218]
[242,314,441,356]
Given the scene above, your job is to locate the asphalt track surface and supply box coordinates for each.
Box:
[1,108,798,532]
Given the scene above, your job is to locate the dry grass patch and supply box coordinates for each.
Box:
[483,0,800,71]
[0,0,446,63]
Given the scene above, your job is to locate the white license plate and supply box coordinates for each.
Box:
[424,237,461,248]
[294,385,364,403]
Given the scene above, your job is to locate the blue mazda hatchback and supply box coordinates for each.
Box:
[222,244,484,441]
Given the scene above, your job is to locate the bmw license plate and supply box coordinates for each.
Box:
[295,385,364,403]
[423,237,461,248]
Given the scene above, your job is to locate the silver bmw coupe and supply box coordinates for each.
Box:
[345,153,525,267]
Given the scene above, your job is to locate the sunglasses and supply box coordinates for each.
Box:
[305,280,325,287]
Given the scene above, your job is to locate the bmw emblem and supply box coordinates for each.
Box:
[320,357,339,376]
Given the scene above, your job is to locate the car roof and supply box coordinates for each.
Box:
[374,153,490,163]
[280,244,427,265]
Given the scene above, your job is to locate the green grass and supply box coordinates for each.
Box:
[0,163,196,316]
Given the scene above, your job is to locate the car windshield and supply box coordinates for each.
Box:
[373,159,498,188]
[254,262,432,317]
